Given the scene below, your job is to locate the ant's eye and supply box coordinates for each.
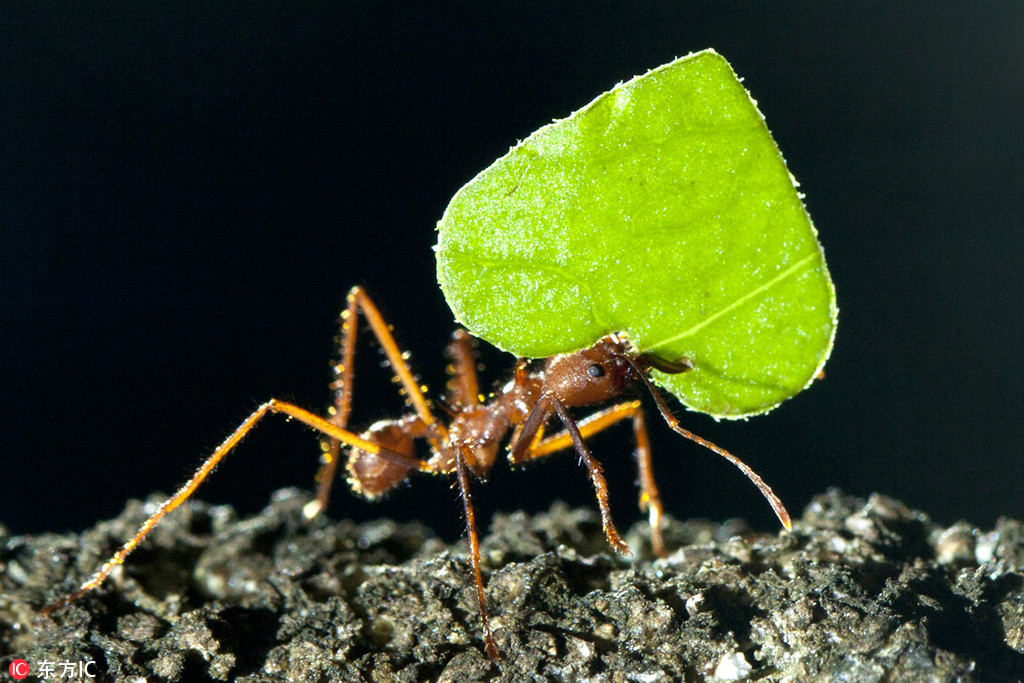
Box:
[587,363,605,378]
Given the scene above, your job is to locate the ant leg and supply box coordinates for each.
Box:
[630,409,667,557]
[628,365,793,531]
[310,286,450,519]
[520,401,667,556]
[344,286,446,442]
[445,328,480,408]
[507,393,552,465]
[453,446,501,660]
[313,294,359,518]
[520,401,640,459]
[42,399,434,615]
[548,398,631,555]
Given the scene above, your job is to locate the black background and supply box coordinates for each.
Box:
[4,5,1021,542]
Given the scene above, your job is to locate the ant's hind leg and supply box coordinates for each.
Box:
[42,399,426,615]
[341,287,445,439]
[311,291,362,518]
[309,286,450,519]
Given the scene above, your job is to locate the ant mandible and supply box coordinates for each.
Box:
[44,285,791,661]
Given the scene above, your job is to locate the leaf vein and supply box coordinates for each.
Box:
[648,251,819,350]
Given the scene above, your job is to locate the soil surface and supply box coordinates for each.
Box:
[2,488,1023,681]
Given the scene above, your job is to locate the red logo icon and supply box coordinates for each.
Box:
[8,660,28,680]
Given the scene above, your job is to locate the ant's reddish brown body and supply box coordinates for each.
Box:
[44,286,790,661]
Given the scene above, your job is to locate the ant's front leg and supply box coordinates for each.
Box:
[510,395,630,555]
[309,286,449,519]
[524,400,667,556]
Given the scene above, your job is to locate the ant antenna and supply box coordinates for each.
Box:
[623,355,793,531]
[435,395,460,418]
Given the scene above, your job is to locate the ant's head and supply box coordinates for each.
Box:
[542,335,635,406]
[541,334,693,408]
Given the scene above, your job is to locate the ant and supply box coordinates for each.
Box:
[44,285,791,661]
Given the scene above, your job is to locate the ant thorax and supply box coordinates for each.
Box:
[347,334,641,488]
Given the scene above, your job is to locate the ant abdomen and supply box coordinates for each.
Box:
[346,420,416,498]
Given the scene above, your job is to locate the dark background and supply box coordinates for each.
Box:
[4,5,1021,542]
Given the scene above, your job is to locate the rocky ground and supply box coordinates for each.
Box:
[2,488,1023,681]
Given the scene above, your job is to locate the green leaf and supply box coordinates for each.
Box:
[435,49,837,418]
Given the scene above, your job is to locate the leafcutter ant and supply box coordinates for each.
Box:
[43,285,791,661]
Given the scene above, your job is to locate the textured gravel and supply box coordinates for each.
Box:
[3,488,1023,681]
